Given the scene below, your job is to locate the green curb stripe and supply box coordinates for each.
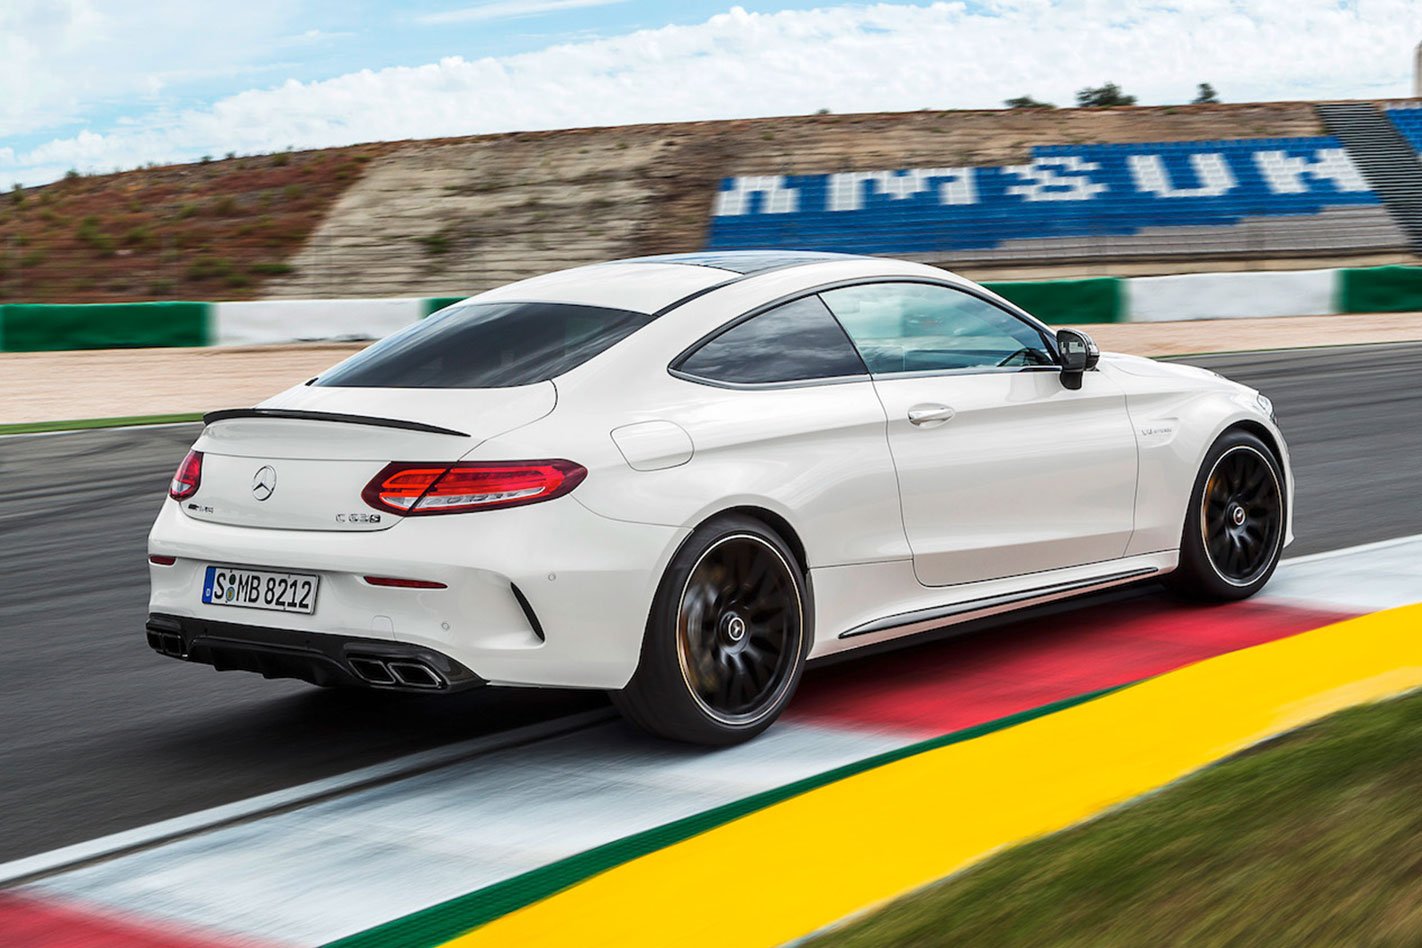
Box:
[423,297,467,318]
[0,301,211,351]
[0,413,204,436]
[327,684,1126,948]
[1336,265,1422,314]
[984,277,1123,325]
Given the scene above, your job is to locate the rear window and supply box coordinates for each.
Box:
[316,301,653,389]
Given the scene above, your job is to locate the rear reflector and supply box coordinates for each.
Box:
[364,576,448,589]
[169,450,203,500]
[362,460,587,516]
[149,555,177,566]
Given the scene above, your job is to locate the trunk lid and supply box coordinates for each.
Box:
[185,383,555,532]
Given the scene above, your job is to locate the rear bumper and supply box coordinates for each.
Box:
[147,495,687,689]
[145,613,485,692]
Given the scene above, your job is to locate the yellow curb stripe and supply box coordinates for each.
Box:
[447,605,1422,948]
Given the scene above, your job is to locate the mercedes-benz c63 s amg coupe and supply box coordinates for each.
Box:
[147,251,1292,745]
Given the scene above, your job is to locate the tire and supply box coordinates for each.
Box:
[1168,429,1286,601]
[612,514,810,746]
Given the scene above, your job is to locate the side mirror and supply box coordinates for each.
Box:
[1056,329,1100,391]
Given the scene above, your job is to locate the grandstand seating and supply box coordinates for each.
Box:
[707,136,1400,261]
[1386,102,1422,152]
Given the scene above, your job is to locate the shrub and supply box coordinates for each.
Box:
[185,256,235,280]
[417,233,450,255]
[148,279,175,296]
[76,217,117,255]
[248,261,294,275]
[211,195,239,216]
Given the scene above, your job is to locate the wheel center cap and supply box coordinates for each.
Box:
[721,613,747,644]
[1230,504,1247,527]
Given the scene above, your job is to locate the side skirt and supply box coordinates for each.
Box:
[808,551,1178,658]
[840,567,1160,640]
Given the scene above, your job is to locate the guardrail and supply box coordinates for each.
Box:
[1,269,1419,352]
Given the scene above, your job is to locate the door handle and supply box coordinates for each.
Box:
[908,405,956,427]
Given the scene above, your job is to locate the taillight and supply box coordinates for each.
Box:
[362,460,587,516]
[364,576,447,589]
[169,450,203,500]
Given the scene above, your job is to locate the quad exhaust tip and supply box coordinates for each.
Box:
[348,655,445,689]
[387,661,444,689]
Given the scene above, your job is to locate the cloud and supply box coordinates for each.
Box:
[417,0,628,26]
[0,0,297,140]
[5,0,1421,185]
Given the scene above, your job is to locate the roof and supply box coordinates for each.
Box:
[466,251,881,315]
[616,251,871,276]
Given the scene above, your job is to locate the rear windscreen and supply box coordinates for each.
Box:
[315,301,654,388]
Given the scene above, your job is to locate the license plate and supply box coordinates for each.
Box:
[202,566,319,615]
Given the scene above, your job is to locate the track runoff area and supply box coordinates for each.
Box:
[2,345,1421,946]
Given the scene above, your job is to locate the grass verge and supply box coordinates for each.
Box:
[814,690,1422,947]
[0,412,202,436]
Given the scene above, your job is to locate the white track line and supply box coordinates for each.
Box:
[0,708,614,888]
[1281,532,1422,565]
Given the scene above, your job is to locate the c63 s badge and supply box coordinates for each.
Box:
[336,512,382,524]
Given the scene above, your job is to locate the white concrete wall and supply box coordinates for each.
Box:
[1125,269,1336,323]
[213,298,427,346]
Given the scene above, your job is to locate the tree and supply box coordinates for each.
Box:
[1004,95,1055,109]
[1192,82,1220,104]
[1075,82,1136,108]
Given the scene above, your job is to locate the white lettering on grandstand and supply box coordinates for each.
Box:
[1130,153,1236,198]
[828,168,977,211]
[713,175,799,215]
[1254,148,1369,194]
[1003,156,1109,202]
[714,146,1371,215]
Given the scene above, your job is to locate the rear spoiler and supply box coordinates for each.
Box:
[202,408,470,438]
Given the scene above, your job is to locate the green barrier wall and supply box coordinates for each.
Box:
[1336,266,1422,314]
[423,296,467,317]
[0,301,210,352]
[983,277,1124,325]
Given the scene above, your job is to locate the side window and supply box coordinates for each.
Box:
[676,295,867,385]
[819,283,1055,376]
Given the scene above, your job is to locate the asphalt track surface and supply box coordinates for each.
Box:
[1,342,1418,864]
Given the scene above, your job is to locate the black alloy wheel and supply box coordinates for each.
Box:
[1200,445,1284,585]
[1170,429,1287,601]
[675,534,800,725]
[612,514,809,746]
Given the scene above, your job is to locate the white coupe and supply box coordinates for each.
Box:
[147,252,1292,744]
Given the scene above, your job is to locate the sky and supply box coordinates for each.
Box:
[3,0,1421,185]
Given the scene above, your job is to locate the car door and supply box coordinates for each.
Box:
[819,281,1138,587]
[667,293,906,569]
